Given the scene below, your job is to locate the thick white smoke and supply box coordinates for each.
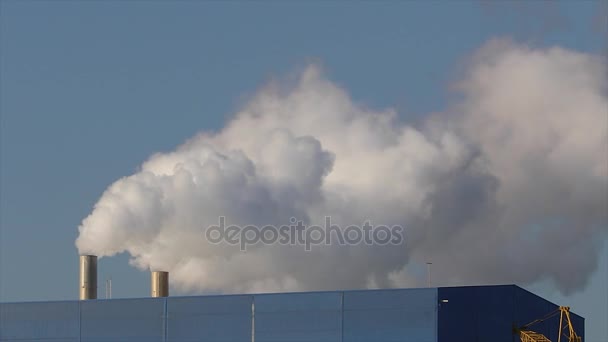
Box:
[76,39,607,295]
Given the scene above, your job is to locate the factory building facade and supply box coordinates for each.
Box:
[0,285,584,341]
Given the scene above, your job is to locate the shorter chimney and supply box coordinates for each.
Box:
[151,271,169,297]
[79,255,97,300]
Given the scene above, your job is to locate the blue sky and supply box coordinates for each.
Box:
[0,1,606,340]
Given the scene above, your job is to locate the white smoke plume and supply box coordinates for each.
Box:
[76,39,607,295]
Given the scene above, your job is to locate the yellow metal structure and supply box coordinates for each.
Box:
[519,330,551,342]
[516,306,582,342]
[557,307,582,342]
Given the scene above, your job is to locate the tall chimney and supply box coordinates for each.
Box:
[151,271,169,297]
[79,255,97,300]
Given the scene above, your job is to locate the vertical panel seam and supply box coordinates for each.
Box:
[435,288,439,342]
[251,295,255,342]
[164,298,168,342]
[78,300,82,342]
[341,291,344,342]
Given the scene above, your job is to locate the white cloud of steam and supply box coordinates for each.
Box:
[76,39,607,295]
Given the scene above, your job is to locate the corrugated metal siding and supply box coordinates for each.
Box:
[167,295,252,342]
[437,285,517,342]
[437,285,585,342]
[255,292,343,342]
[0,289,438,342]
[343,288,438,342]
[80,298,165,342]
[0,301,79,342]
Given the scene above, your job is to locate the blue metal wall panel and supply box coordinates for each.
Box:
[438,285,527,342]
[167,295,252,342]
[342,288,438,342]
[515,288,558,341]
[254,292,342,342]
[0,301,79,342]
[80,298,165,342]
[437,285,585,342]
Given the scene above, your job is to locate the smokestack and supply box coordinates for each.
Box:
[151,271,169,297]
[79,255,97,300]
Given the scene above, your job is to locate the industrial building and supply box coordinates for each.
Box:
[0,284,584,341]
[0,256,585,341]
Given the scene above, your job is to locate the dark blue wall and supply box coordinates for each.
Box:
[437,285,584,342]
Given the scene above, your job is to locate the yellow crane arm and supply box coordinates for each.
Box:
[517,306,581,342]
[519,330,552,342]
